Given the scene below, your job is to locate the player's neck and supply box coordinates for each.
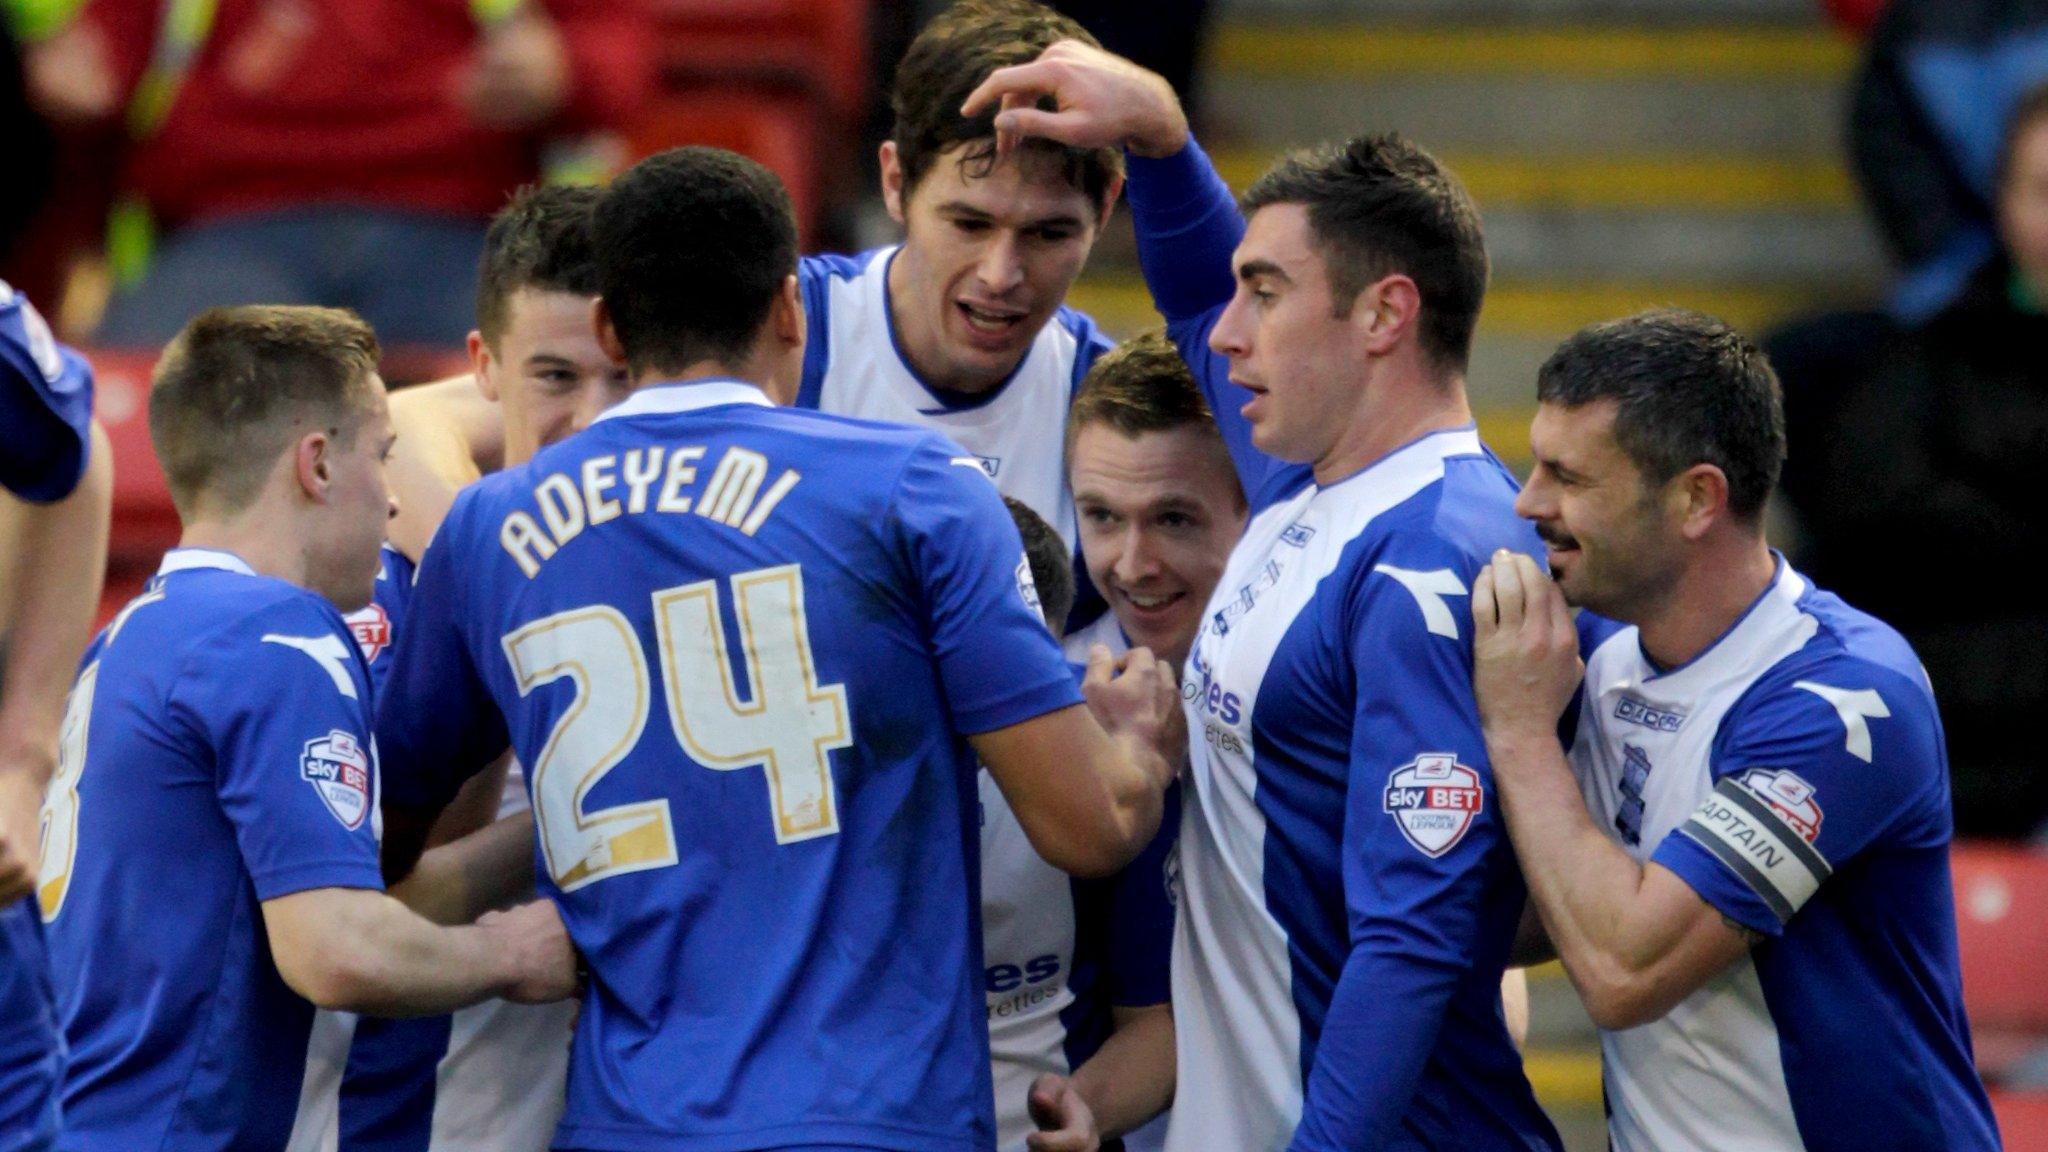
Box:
[1312,369,1472,486]
[1633,539,1778,671]
[176,505,314,592]
[631,354,793,405]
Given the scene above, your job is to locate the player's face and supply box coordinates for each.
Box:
[477,288,632,466]
[2000,118,2048,286]
[320,384,398,613]
[883,141,1109,394]
[1208,204,1375,468]
[1072,423,1246,670]
[1518,399,1686,619]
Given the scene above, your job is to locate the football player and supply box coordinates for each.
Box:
[1471,309,2000,1152]
[0,283,109,1152]
[373,146,1181,1151]
[40,306,575,1152]
[970,42,1562,1151]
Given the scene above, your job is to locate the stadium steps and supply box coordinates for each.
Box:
[1074,15,1882,433]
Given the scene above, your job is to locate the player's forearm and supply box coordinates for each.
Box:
[0,421,111,781]
[269,887,521,1016]
[1485,729,1669,1018]
[1126,136,1244,325]
[1070,1003,1175,1137]
[387,378,495,561]
[388,810,536,926]
[1092,730,1169,871]
[1287,947,1460,1151]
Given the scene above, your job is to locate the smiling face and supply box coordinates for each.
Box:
[475,287,632,466]
[1071,423,1245,669]
[1517,399,1686,619]
[882,141,1110,395]
[1206,204,1376,467]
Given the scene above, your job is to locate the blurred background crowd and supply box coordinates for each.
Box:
[2,0,2046,1147]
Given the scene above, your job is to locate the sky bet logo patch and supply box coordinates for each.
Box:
[302,729,372,830]
[1383,753,1484,857]
[344,601,391,665]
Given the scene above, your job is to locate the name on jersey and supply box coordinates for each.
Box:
[301,729,373,830]
[1383,753,1483,857]
[500,445,801,578]
[1614,696,1686,733]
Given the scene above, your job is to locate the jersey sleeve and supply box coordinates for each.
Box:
[1103,782,1180,1008]
[894,437,1084,734]
[1652,658,1945,937]
[180,600,386,900]
[0,285,94,504]
[1291,556,1497,1151]
[373,496,511,812]
[1125,140,1310,514]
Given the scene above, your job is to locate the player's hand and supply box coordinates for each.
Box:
[961,39,1189,160]
[0,758,50,907]
[457,9,570,131]
[1083,644,1183,788]
[480,898,581,1004]
[1471,550,1583,746]
[1025,1072,1101,1152]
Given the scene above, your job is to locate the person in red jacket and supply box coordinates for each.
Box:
[25,0,652,348]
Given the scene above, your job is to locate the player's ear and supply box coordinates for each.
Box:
[1673,463,1731,542]
[879,141,908,225]
[771,274,803,349]
[1355,273,1420,358]
[294,430,332,503]
[467,330,501,403]
[1094,173,1124,233]
[591,297,628,372]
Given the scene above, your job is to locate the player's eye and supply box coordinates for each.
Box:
[1158,512,1196,530]
[1080,506,1116,525]
[952,217,992,235]
[1032,226,1076,243]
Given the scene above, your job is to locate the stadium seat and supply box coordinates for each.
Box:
[1994,1089,2048,1152]
[652,0,868,123]
[1952,841,2048,1082]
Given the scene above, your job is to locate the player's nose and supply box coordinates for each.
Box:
[975,233,1025,294]
[1210,294,1251,359]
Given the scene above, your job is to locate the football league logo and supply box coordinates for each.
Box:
[1737,768,1823,844]
[302,729,373,830]
[1383,753,1484,857]
[345,602,391,664]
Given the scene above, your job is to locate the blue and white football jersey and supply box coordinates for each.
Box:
[374,379,1083,1151]
[1127,138,1559,1152]
[41,550,385,1152]
[796,248,1112,579]
[978,665,1176,1151]
[1570,559,1998,1152]
[0,282,92,1152]
[0,281,93,504]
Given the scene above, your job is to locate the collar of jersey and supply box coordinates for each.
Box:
[156,548,257,578]
[592,378,773,425]
[1638,551,1800,684]
[1314,424,1484,494]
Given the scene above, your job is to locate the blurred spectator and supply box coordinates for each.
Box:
[1850,0,2048,320]
[1795,84,2048,840]
[22,0,652,347]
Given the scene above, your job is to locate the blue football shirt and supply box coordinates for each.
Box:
[41,550,385,1152]
[374,379,1083,1151]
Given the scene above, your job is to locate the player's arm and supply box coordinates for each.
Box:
[1288,560,1507,1151]
[971,649,1178,878]
[1472,553,1751,1028]
[385,375,502,562]
[386,808,537,926]
[0,419,111,903]
[264,887,572,1015]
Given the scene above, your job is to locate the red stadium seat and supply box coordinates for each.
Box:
[652,0,868,123]
[1994,1089,2048,1152]
[1952,841,2048,1081]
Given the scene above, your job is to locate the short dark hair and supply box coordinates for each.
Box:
[1004,495,1074,634]
[475,184,604,349]
[1997,82,2048,193]
[592,147,798,375]
[891,0,1121,207]
[1241,134,1488,375]
[1536,308,1786,521]
[1066,331,1234,495]
[149,305,382,516]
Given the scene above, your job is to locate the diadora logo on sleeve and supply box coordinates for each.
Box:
[344,602,391,664]
[302,730,373,830]
[1383,753,1483,857]
[1737,768,1823,844]
[1613,696,1685,733]
[949,453,1001,479]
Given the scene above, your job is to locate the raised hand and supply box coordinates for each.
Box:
[1471,550,1583,747]
[961,39,1189,160]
